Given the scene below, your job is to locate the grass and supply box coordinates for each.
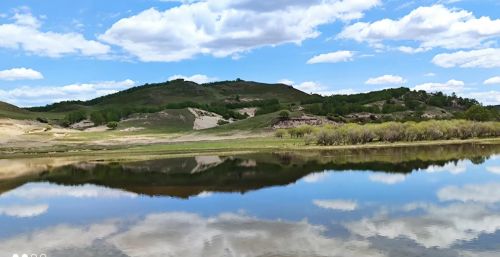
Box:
[2,132,499,160]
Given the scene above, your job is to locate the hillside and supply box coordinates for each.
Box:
[0,80,496,133]
[29,79,309,112]
[0,101,35,119]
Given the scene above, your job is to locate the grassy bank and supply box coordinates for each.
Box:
[1,135,500,160]
[278,120,500,146]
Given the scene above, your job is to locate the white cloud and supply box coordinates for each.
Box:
[486,166,500,174]
[4,183,137,199]
[307,51,354,64]
[0,79,136,107]
[0,12,109,57]
[466,91,500,105]
[365,75,406,85]
[397,46,429,54]
[293,81,339,96]
[168,74,217,84]
[0,223,118,255]
[0,204,48,218]
[302,172,330,183]
[347,202,500,248]
[0,212,385,257]
[313,199,358,211]
[0,67,43,81]
[100,0,380,62]
[438,183,500,203]
[432,48,500,68]
[424,161,467,174]
[339,5,500,50]
[369,174,406,184]
[277,79,295,85]
[424,72,436,77]
[108,212,384,257]
[484,76,500,85]
[412,79,465,93]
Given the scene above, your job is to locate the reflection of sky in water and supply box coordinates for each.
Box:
[0,155,499,256]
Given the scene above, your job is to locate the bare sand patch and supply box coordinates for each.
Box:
[188,108,225,130]
[237,107,257,118]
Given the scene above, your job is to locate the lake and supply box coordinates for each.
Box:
[1,143,500,257]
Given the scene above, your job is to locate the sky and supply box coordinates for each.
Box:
[0,0,499,107]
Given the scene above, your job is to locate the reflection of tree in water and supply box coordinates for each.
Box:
[1,143,499,198]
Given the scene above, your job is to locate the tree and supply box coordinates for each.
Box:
[279,110,290,120]
[107,121,118,130]
[465,105,492,121]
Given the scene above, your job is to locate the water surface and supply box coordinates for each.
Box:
[1,143,500,257]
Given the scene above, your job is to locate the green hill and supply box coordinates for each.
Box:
[0,80,496,131]
[0,101,34,119]
[29,79,309,112]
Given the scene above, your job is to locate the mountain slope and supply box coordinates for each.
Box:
[30,79,310,112]
[0,101,34,119]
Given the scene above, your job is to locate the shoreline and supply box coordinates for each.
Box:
[1,137,499,161]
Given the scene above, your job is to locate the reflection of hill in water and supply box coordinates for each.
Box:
[1,143,499,198]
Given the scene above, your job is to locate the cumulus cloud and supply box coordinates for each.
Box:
[302,172,330,183]
[0,223,118,255]
[346,202,500,248]
[313,199,358,211]
[292,81,338,96]
[412,79,465,94]
[100,0,380,62]
[168,74,217,84]
[0,79,136,107]
[438,183,500,203]
[432,48,500,68]
[307,51,354,64]
[397,46,430,54]
[0,204,48,218]
[0,68,43,81]
[339,5,500,51]
[365,75,406,85]
[4,183,137,199]
[369,174,407,184]
[424,161,467,174]
[0,212,385,257]
[108,212,384,257]
[0,12,109,57]
[486,166,500,174]
[484,76,500,85]
[466,91,500,106]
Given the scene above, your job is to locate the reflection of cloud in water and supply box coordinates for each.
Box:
[346,202,500,248]
[3,183,137,199]
[0,212,386,257]
[438,183,500,203]
[302,172,329,183]
[486,166,500,174]
[0,204,48,218]
[313,199,358,211]
[369,174,406,185]
[109,213,385,257]
[195,191,213,198]
[0,223,118,254]
[424,161,467,174]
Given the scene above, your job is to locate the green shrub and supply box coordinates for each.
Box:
[106,121,118,130]
[309,120,500,146]
[274,129,287,138]
[217,120,229,126]
[36,117,49,123]
[279,110,290,120]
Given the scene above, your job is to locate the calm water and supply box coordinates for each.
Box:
[1,143,500,257]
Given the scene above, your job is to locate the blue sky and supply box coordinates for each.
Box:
[0,0,499,107]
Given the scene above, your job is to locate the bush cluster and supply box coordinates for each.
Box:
[279,120,500,146]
